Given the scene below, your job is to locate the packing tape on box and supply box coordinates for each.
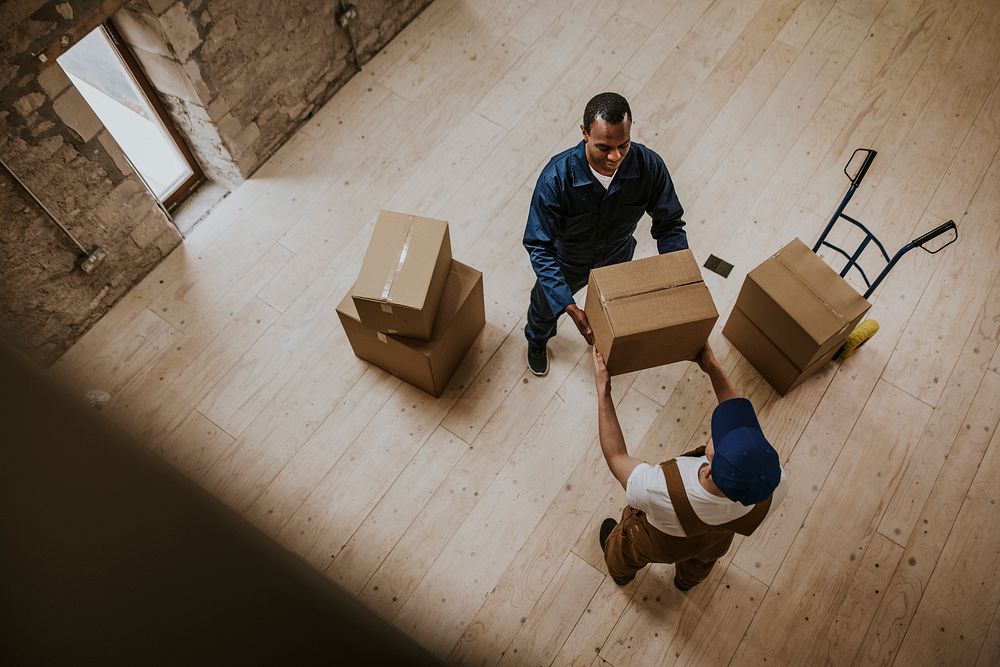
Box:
[380,216,415,304]
[377,332,387,343]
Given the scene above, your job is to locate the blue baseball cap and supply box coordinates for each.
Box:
[710,397,781,505]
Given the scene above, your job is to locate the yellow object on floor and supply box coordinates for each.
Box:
[839,319,880,359]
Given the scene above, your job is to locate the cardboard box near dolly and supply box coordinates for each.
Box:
[724,238,871,394]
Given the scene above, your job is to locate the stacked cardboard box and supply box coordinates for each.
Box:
[723,238,871,394]
[338,211,485,397]
[585,250,719,376]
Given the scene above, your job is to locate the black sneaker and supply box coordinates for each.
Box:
[673,575,696,592]
[527,345,549,376]
[599,518,617,553]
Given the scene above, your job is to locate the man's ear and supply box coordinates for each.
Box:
[580,124,588,140]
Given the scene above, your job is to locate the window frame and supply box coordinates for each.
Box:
[102,20,206,212]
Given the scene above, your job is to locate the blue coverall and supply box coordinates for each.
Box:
[523,140,688,349]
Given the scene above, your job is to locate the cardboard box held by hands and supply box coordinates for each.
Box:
[585,250,719,376]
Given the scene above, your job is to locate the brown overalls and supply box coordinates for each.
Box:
[603,446,772,587]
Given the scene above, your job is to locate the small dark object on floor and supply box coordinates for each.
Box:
[703,254,734,278]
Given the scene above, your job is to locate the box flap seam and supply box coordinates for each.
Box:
[599,278,703,303]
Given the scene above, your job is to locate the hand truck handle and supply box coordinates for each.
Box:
[844,148,877,187]
[911,220,958,254]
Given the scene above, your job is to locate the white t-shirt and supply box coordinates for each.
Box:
[589,165,616,189]
[625,455,789,537]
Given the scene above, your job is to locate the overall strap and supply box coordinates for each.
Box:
[720,495,772,536]
[679,445,707,458]
[661,460,710,537]
[662,452,773,537]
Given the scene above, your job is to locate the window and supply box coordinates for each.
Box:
[57,23,204,211]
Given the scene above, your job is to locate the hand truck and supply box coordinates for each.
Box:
[812,148,959,359]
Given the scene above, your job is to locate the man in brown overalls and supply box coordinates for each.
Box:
[592,343,787,590]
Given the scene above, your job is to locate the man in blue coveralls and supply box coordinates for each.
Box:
[522,92,688,375]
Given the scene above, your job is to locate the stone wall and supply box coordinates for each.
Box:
[114,0,434,184]
[1,0,182,367]
[178,0,435,177]
[1,0,432,366]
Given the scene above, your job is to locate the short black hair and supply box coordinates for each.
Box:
[583,92,631,132]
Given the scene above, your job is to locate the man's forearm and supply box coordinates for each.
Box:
[653,219,688,254]
[525,245,575,314]
[597,387,628,465]
[706,363,740,404]
[594,362,644,489]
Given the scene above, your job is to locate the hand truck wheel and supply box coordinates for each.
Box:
[835,319,880,361]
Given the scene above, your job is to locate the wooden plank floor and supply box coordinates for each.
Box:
[52,0,1000,664]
